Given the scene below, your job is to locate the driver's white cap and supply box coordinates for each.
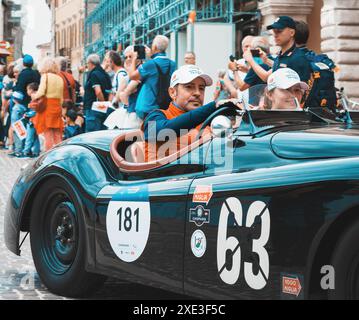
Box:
[268,68,309,92]
[170,65,213,88]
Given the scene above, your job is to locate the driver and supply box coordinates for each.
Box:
[266,68,309,110]
[142,65,240,161]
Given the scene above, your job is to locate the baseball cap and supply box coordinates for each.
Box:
[267,16,296,30]
[23,54,34,66]
[170,65,213,88]
[267,68,309,92]
[12,91,25,102]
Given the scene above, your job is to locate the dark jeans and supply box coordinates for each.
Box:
[23,122,40,155]
[0,119,4,143]
[85,109,107,133]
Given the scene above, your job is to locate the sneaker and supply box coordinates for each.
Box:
[19,153,31,159]
[8,152,21,158]
[30,153,39,158]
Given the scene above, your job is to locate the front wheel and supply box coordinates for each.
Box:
[30,177,106,298]
[328,219,359,299]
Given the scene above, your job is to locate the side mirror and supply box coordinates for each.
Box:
[211,115,233,137]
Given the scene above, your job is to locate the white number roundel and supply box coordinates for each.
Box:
[106,201,151,263]
[217,198,270,290]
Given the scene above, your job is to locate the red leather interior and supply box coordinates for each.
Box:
[110,130,211,173]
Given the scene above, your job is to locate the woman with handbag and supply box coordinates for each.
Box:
[31,58,64,151]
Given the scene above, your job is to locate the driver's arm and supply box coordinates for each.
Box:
[143,102,216,141]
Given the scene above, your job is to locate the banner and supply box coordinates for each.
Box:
[12,120,27,140]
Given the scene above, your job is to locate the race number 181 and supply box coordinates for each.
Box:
[118,207,139,232]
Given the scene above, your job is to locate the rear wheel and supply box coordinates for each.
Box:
[30,177,106,298]
[329,219,359,299]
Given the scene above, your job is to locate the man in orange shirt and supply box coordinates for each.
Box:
[143,65,240,161]
[57,57,76,103]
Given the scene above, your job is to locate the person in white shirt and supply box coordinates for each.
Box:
[108,50,128,106]
[224,35,254,101]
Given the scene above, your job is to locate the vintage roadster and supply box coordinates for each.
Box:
[5,89,359,299]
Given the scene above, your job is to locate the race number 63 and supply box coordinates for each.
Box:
[217,198,270,290]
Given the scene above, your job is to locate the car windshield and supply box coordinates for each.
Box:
[235,84,345,135]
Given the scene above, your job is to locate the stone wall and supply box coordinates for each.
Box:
[0,4,4,41]
[321,0,359,101]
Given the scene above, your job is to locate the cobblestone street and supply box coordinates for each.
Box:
[0,150,188,300]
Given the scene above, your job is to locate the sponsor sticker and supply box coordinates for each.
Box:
[191,229,207,258]
[192,185,213,205]
[189,205,210,227]
[281,274,303,299]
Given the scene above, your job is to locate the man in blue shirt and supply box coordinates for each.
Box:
[14,55,41,107]
[127,35,177,119]
[83,54,112,132]
[228,36,272,92]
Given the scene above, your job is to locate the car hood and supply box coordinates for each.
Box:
[271,125,359,159]
[62,129,127,152]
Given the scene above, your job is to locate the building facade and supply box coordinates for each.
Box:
[37,42,52,62]
[46,0,86,80]
[82,0,359,101]
[0,1,5,40]
[0,0,24,62]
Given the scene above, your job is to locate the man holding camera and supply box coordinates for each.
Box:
[228,36,272,92]
[243,16,312,85]
[127,35,177,120]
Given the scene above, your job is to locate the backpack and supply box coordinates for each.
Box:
[304,50,338,112]
[153,60,172,110]
[61,72,74,103]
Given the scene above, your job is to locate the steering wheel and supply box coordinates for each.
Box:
[195,103,243,140]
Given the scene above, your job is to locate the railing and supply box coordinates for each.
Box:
[84,0,258,57]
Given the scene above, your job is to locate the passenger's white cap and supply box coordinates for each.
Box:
[170,65,213,88]
[268,68,309,92]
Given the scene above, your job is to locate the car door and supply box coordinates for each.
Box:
[184,133,283,299]
[94,142,211,293]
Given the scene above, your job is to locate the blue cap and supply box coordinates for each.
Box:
[267,16,296,30]
[23,54,34,66]
[12,91,24,102]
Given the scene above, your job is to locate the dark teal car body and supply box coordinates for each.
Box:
[5,109,359,299]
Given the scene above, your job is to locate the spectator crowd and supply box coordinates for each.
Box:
[0,16,338,161]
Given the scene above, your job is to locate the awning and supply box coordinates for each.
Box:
[0,48,11,56]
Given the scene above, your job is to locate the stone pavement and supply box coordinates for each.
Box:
[0,149,188,300]
[0,151,70,300]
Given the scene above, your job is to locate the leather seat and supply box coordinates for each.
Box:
[110,129,212,173]
[130,142,146,163]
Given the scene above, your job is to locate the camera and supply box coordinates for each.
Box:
[134,45,146,60]
[229,55,239,62]
[250,49,261,57]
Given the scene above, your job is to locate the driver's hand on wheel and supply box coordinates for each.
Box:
[216,98,243,110]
